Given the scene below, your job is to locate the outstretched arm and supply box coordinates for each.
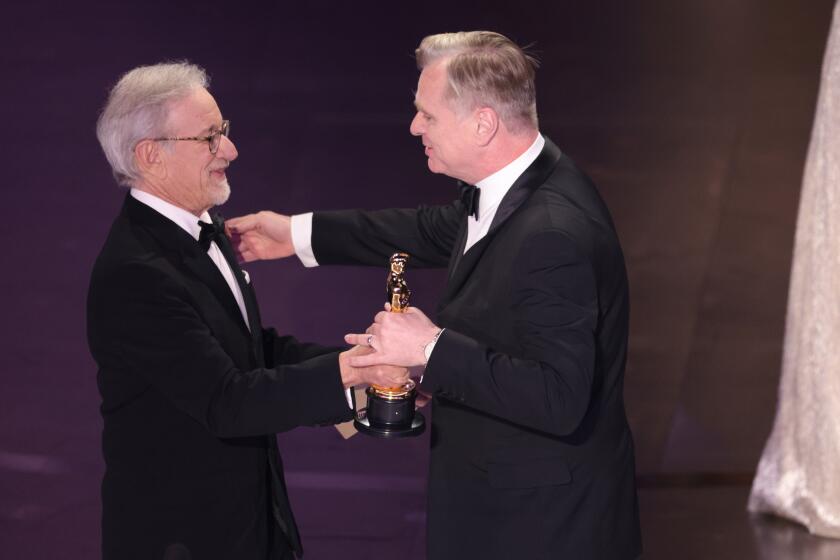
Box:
[89,261,408,438]
[227,201,465,269]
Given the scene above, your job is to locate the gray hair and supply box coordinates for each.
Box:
[416,31,539,133]
[96,62,209,187]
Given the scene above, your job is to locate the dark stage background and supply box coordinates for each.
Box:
[2,1,838,558]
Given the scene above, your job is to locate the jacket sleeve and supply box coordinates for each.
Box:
[419,229,598,437]
[312,203,463,268]
[89,261,354,438]
[261,327,344,368]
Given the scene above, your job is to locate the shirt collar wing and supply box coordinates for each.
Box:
[474,133,545,220]
[130,188,213,241]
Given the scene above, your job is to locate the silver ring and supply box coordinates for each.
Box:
[366,335,373,346]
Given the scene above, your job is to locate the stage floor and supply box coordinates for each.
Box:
[292,478,840,559]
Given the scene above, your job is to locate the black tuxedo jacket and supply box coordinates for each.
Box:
[312,139,642,559]
[87,195,353,560]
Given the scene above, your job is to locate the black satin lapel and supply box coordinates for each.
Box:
[488,138,563,234]
[438,234,494,309]
[215,230,259,327]
[124,196,252,337]
[214,229,265,363]
[180,249,252,335]
[446,219,469,280]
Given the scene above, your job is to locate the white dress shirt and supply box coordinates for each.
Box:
[288,133,546,362]
[130,189,250,329]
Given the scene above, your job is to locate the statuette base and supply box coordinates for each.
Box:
[354,408,425,439]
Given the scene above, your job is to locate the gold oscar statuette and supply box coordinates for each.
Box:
[353,252,426,438]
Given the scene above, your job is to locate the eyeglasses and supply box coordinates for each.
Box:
[154,120,230,154]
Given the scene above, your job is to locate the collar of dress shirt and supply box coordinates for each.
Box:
[130,188,214,241]
[474,133,545,220]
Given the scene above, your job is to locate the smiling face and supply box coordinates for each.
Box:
[409,60,479,183]
[158,87,238,214]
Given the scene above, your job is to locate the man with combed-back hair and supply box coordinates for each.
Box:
[229,31,642,559]
[87,62,408,560]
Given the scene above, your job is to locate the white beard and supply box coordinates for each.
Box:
[209,178,231,207]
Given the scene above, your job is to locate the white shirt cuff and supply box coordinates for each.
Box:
[420,328,446,383]
[290,212,319,268]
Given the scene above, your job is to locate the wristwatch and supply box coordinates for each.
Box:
[423,328,445,364]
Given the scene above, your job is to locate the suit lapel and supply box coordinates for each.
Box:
[215,228,260,333]
[124,196,251,337]
[181,251,252,335]
[439,139,564,308]
[446,219,469,280]
[488,138,563,234]
[438,228,498,310]
[213,221,266,365]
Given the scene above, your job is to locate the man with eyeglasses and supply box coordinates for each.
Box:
[87,62,407,560]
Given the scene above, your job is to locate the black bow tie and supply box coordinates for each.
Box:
[198,216,225,251]
[459,182,480,220]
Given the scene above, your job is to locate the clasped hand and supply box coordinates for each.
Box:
[338,345,410,388]
[345,304,440,368]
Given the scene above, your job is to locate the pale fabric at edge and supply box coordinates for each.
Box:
[748,0,840,538]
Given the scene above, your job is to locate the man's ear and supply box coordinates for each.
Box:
[134,139,166,180]
[475,107,499,147]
